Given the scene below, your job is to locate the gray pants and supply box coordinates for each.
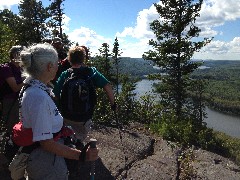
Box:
[26,140,68,180]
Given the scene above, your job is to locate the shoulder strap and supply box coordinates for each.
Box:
[18,84,31,108]
[68,67,96,81]
[86,67,96,81]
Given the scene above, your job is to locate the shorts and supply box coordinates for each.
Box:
[64,119,93,142]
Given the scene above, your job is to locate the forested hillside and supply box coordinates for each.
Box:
[192,60,240,115]
[112,57,161,79]
[117,58,240,116]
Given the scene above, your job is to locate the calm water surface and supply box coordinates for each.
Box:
[135,79,240,138]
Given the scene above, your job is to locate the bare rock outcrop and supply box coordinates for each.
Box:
[1,123,240,180]
[76,124,240,180]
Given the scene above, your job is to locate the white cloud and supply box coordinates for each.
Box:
[119,38,152,58]
[62,14,71,32]
[116,4,157,40]
[114,3,159,58]
[194,37,240,60]
[68,27,112,56]
[66,2,158,58]
[116,0,240,60]
[0,0,20,10]
[116,27,134,38]
[197,0,240,37]
[199,27,218,38]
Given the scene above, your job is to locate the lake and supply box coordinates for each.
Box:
[134,79,240,138]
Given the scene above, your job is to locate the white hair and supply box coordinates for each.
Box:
[20,43,58,78]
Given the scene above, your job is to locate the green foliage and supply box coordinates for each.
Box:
[115,58,160,79]
[93,88,113,125]
[91,43,116,125]
[48,0,65,36]
[143,0,213,147]
[0,21,16,63]
[192,60,240,115]
[178,148,197,179]
[18,0,49,44]
[95,43,113,80]
[0,9,25,46]
[0,1,72,63]
[214,132,240,165]
[116,77,138,124]
[48,0,72,48]
[134,94,162,125]
[112,37,122,95]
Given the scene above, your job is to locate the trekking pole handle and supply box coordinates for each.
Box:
[89,138,97,148]
[90,138,97,180]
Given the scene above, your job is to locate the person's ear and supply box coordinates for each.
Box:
[47,62,53,71]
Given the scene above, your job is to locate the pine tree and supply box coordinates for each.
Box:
[48,0,64,39]
[0,9,25,46]
[112,37,122,95]
[143,0,212,145]
[18,0,49,45]
[97,43,113,79]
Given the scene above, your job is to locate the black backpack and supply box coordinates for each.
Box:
[60,67,97,122]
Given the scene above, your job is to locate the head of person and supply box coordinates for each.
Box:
[42,37,52,44]
[52,37,63,50]
[68,46,86,65]
[20,43,58,82]
[80,45,89,60]
[9,45,23,62]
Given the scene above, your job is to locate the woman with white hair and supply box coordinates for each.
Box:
[19,43,98,180]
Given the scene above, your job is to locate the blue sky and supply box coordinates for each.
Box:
[1,0,240,60]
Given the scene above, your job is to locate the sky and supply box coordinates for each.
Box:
[0,0,240,60]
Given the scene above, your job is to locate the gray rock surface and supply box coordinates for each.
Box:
[77,124,240,180]
[1,123,240,180]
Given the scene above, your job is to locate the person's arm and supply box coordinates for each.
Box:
[103,83,115,107]
[5,77,24,92]
[53,71,68,99]
[40,139,99,161]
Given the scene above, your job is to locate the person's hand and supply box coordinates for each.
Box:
[86,147,99,161]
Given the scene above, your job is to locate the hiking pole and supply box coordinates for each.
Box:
[114,111,128,179]
[89,138,97,180]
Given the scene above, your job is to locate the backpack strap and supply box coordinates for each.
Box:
[68,67,96,81]
[85,68,96,81]
[18,84,31,109]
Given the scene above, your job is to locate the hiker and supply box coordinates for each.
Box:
[42,37,52,44]
[0,45,24,134]
[54,45,89,88]
[52,37,67,62]
[51,37,68,86]
[53,46,116,143]
[19,43,98,179]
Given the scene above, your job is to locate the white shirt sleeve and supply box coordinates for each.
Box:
[24,90,53,141]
